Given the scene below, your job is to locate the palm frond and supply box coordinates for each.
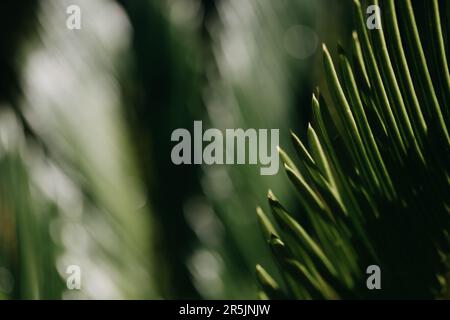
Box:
[256,0,450,299]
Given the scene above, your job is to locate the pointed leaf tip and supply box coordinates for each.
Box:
[256,206,279,240]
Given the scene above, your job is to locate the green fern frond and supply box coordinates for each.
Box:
[256,0,450,299]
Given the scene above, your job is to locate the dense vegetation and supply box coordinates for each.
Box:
[256,0,449,299]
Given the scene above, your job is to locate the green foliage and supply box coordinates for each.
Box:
[256,0,449,299]
[1,1,157,299]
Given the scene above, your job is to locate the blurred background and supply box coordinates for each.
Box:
[0,0,353,299]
